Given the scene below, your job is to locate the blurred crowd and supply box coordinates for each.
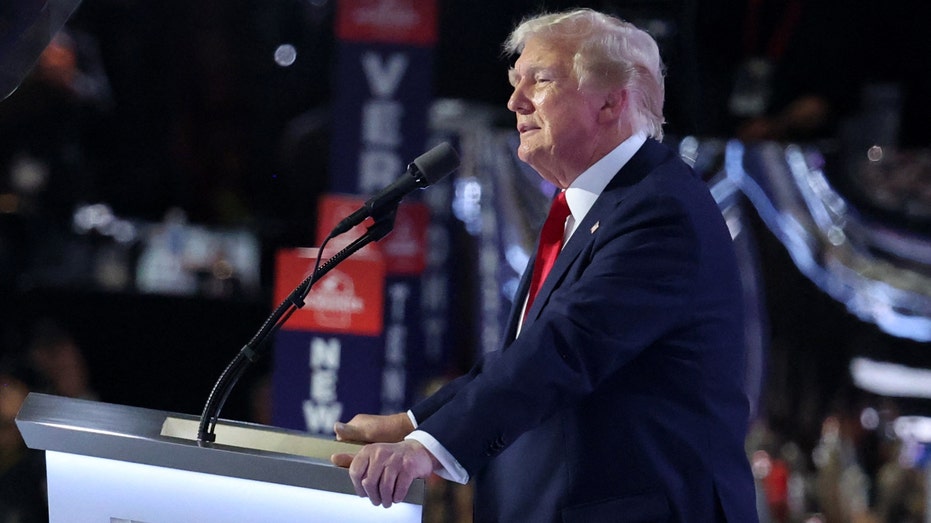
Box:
[1,318,97,522]
[749,410,928,523]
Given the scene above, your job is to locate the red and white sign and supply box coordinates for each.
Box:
[274,248,385,336]
[336,0,437,46]
[316,194,430,276]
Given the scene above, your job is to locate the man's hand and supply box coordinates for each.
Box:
[334,412,414,444]
[331,440,438,508]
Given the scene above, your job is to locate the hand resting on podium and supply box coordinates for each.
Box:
[331,412,413,444]
[330,413,439,509]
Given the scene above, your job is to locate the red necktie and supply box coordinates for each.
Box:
[525,191,570,317]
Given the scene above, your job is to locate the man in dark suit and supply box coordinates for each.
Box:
[332,8,758,522]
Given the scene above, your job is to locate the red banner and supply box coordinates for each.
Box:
[335,0,437,46]
[316,194,430,276]
[274,248,385,336]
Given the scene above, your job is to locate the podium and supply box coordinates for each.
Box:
[15,393,424,522]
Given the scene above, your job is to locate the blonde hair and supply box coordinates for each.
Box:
[504,8,666,140]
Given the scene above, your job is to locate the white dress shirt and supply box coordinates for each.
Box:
[405,132,649,484]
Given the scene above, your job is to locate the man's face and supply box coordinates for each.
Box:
[507,36,608,188]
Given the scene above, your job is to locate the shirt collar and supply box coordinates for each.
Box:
[564,132,647,235]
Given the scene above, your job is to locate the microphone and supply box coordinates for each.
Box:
[331,142,460,236]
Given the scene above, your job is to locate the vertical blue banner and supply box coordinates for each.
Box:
[313,196,433,415]
[271,248,386,435]
[273,331,385,433]
[374,200,430,411]
[419,138,457,381]
[313,0,438,419]
[329,0,437,195]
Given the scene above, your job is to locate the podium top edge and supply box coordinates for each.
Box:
[14,393,425,505]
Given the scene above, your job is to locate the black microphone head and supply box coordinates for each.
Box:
[410,142,460,187]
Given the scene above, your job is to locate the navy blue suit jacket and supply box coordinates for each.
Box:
[412,139,758,522]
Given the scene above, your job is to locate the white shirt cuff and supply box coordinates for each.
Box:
[404,430,469,484]
[406,410,418,429]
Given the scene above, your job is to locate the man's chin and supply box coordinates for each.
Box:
[516,143,537,165]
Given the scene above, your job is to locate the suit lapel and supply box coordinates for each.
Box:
[515,139,673,330]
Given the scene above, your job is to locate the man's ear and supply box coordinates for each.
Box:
[599,88,628,122]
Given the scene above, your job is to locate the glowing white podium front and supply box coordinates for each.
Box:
[15,393,424,523]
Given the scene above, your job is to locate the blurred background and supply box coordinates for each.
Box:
[1,0,930,522]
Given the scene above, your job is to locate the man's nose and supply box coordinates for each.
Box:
[507,86,532,114]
